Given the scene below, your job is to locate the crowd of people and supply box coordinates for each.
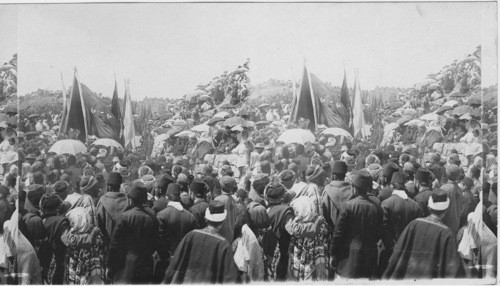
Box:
[3,83,496,284]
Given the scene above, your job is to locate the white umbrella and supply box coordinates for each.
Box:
[231,125,244,132]
[443,100,459,107]
[405,119,424,126]
[191,124,210,133]
[420,113,440,122]
[277,129,316,145]
[384,122,400,133]
[321,127,353,139]
[460,113,472,120]
[48,139,87,155]
[214,111,230,118]
[175,130,197,138]
[92,138,123,149]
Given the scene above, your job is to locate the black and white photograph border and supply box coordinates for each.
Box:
[1,0,499,284]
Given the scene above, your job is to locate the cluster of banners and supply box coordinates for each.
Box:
[59,74,136,148]
[289,66,366,137]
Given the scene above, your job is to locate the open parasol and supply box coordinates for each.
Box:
[48,139,87,155]
[396,115,413,125]
[224,116,245,128]
[207,117,225,126]
[443,100,459,107]
[321,127,353,139]
[435,106,454,115]
[92,138,123,149]
[277,129,316,145]
[191,124,210,133]
[420,113,440,122]
[219,103,234,109]
[214,111,230,118]
[384,123,400,133]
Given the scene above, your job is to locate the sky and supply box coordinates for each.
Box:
[17,2,497,100]
[0,5,18,64]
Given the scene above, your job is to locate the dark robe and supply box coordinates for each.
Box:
[383,216,465,279]
[214,193,237,243]
[381,194,421,249]
[267,204,294,281]
[248,189,267,207]
[332,195,383,279]
[163,228,238,284]
[152,196,169,214]
[43,215,70,284]
[96,191,129,243]
[189,199,209,229]
[107,206,159,284]
[321,180,353,229]
[413,187,433,217]
[157,204,197,257]
[440,181,462,236]
[377,185,393,203]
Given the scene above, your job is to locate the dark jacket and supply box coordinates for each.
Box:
[380,193,421,249]
[377,185,393,203]
[321,180,353,229]
[163,228,238,283]
[268,204,294,281]
[189,199,209,229]
[440,181,462,235]
[152,196,169,214]
[107,206,159,284]
[332,195,383,279]
[96,191,129,243]
[413,186,433,217]
[43,215,70,284]
[157,203,197,258]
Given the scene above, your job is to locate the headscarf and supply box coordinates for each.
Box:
[66,207,93,234]
[290,196,317,223]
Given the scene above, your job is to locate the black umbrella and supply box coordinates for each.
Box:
[467,94,482,106]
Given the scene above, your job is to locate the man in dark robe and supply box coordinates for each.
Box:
[214,176,238,243]
[383,190,465,279]
[107,180,159,284]
[188,179,209,229]
[332,170,383,279]
[440,164,463,236]
[322,161,353,229]
[163,200,238,283]
[155,182,197,282]
[249,173,269,207]
[413,168,434,217]
[379,172,421,276]
[96,172,128,244]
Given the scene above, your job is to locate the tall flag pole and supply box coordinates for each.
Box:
[123,79,136,149]
[59,72,68,138]
[352,69,366,138]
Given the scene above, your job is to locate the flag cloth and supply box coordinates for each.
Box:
[340,71,353,132]
[60,73,121,142]
[352,71,366,138]
[111,80,123,131]
[290,66,350,132]
[123,79,136,149]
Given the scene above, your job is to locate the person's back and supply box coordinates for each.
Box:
[96,191,128,243]
[163,201,238,284]
[381,192,421,247]
[383,216,464,279]
[214,176,238,243]
[440,165,463,235]
[331,171,383,279]
[157,201,197,256]
[107,181,159,284]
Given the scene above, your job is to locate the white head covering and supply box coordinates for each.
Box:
[290,196,317,223]
[66,207,93,234]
